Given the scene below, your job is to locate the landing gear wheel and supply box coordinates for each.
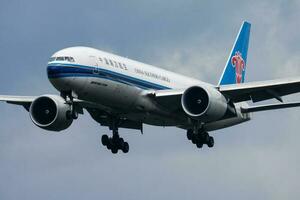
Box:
[111,147,118,154]
[118,138,124,149]
[102,117,131,154]
[66,110,78,120]
[122,142,129,153]
[191,136,197,144]
[72,111,78,119]
[101,135,109,146]
[66,110,72,120]
[107,142,112,150]
[187,129,193,140]
[207,136,214,148]
[196,142,203,148]
[202,132,210,144]
[101,133,129,153]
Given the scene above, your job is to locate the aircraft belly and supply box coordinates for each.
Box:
[123,112,179,126]
[78,77,139,111]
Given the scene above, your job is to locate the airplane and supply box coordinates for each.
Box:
[1,21,300,154]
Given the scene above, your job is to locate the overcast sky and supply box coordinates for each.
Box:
[1,0,300,199]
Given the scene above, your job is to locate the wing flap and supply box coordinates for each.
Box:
[241,102,300,113]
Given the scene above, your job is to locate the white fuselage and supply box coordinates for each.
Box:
[47,46,249,130]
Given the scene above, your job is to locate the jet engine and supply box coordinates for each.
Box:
[29,95,73,131]
[181,85,228,121]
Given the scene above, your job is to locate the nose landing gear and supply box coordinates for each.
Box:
[61,91,79,120]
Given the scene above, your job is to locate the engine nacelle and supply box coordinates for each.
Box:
[181,85,228,121]
[29,95,73,131]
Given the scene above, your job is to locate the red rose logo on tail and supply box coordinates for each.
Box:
[231,51,245,83]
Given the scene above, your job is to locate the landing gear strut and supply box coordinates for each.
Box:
[61,91,78,120]
[186,128,214,149]
[101,118,129,154]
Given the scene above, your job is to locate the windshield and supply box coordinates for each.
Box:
[48,56,75,62]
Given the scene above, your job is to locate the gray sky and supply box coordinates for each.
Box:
[1,0,300,199]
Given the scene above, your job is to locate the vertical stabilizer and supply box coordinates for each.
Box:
[218,21,251,85]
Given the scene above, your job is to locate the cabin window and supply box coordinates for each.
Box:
[104,58,109,65]
[113,61,118,67]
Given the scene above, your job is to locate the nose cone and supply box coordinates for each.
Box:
[47,64,71,91]
[47,65,61,78]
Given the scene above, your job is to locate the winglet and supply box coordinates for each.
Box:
[218,21,251,85]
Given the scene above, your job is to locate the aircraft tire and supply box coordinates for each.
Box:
[122,142,129,153]
[196,142,203,148]
[111,147,118,154]
[72,111,78,119]
[202,132,210,143]
[101,135,109,146]
[207,136,214,148]
[118,138,124,149]
[187,129,193,140]
[191,136,197,144]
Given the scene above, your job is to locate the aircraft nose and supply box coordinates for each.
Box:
[47,65,60,78]
[47,64,71,91]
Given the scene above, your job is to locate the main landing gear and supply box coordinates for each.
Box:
[101,119,129,154]
[101,132,129,154]
[186,129,214,148]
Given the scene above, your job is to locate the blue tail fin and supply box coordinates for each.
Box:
[218,21,251,85]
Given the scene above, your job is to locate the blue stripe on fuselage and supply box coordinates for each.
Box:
[47,63,171,90]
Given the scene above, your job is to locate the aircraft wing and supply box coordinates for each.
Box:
[0,95,36,110]
[151,77,300,114]
[0,95,36,103]
[0,94,125,114]
[218,77,300,103]
[0,95,103,113]
[147,89,184,112]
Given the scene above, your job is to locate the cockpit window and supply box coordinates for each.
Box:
[49,57,56,62]
[56,57,65,61]
[48,56,75,62]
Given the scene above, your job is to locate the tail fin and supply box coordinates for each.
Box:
[218,21,251,85]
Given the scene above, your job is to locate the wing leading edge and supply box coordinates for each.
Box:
[0,95,36,103]
[0,95,36,110]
